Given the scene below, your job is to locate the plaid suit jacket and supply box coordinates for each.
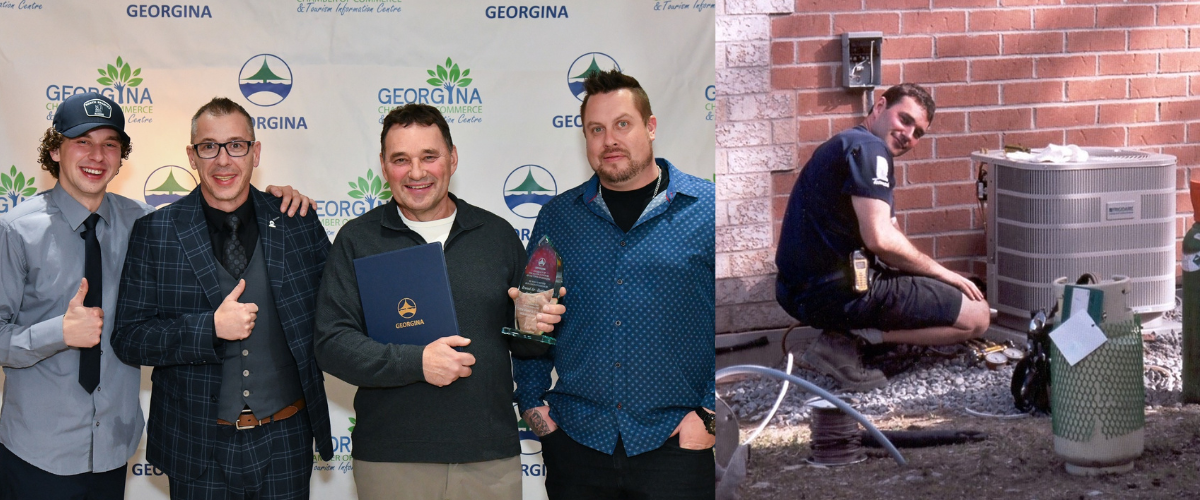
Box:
[113,187,333,480]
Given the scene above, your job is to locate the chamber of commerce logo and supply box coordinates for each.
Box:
[143,166,197,208]
[45,56,154,123]
[348,168,392,207]
[95,57,145,104]
[239,54,293,107]
[425,57,473,94]
[316,169,392,237]
[0,166,38,213]
[567,53,619,101]
[398,298,417,319]
[503,165,556,220]
[376,57,483,124]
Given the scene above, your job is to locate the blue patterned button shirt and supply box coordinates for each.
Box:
[512,159,715,456]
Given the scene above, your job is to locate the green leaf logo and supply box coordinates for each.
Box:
[346,169,392,208]
[425,57,472,90]
[2,166,38,209]
[348,417,356,433]
[95,56,144,103]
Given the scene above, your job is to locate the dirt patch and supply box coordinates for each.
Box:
[735,406,1200,499]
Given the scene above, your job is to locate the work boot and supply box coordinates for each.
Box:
[802,329,887,392]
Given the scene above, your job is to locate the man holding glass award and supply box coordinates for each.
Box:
[511,70,716,499]
[313,103,565,500]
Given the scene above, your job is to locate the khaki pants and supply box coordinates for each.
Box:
[353,455,522,500]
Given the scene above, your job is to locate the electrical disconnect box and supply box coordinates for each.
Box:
[842,32,882,88]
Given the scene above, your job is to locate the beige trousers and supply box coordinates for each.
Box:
[353,455,522,500]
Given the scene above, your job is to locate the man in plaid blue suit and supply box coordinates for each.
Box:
[113,97,333,499]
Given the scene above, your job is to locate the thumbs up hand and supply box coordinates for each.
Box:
[214,280,258,341]
[63,279,103,348]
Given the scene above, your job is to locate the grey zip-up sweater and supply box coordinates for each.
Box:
[314,194,524,463]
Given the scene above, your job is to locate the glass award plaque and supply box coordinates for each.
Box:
[503,235,562,356]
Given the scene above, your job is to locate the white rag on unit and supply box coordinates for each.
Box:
[1005,144,1090,163]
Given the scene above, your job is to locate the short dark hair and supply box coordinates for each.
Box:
[579,69,653,124]
[380,103,454,153]
[191,97,255,142]
[37,127,132,179]
[881,83,935,123]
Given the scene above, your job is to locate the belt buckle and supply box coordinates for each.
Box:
[236,408,257,431]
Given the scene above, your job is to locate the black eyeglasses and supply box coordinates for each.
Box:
[192,141,255,159]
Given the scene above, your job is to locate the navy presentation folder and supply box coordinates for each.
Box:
[353,242,460,346]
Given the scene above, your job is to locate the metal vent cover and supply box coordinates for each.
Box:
[1087,149,1152,161]
[971,148,1177,329]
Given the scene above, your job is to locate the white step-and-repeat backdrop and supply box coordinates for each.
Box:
[0,1,715,498]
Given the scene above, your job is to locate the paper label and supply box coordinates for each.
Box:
[1049,310,1107,366]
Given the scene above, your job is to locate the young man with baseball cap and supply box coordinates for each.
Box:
[0,92,312,500]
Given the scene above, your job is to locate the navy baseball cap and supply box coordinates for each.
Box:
[52,92,129,142]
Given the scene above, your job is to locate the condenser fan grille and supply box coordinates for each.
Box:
[1085,149,1152,160]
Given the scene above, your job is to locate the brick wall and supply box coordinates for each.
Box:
[716,1,1200,334]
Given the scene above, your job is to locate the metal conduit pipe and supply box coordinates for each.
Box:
[716,364,907,466]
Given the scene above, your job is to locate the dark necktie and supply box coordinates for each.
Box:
[78,213,102,394]
[223,214,248,278]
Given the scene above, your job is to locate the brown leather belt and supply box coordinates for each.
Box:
[218,398,305,430]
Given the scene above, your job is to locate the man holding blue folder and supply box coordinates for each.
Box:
[313,103,565,500]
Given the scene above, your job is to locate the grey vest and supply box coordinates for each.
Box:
[216,238,304,423]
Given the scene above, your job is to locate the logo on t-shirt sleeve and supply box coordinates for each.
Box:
[873,156,890,187]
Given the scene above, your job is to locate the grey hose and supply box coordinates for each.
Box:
[716,364,907,466]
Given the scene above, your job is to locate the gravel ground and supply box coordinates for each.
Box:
[718,302,1187,427]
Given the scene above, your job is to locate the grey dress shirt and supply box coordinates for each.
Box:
[0,184,153,475]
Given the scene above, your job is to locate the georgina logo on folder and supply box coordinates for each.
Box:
[354,243,460,345]
[398,298,417,318]
[395,298,425,329]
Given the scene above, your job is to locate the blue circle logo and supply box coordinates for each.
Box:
[143,165,196,208]
[239,54,293,107]
[503,165,557,219]
[567,53,620,101]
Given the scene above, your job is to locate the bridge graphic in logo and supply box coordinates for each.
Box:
[503,165,557,219]
[398,298,417,319]
[143,166,197,208]
[239,54,293,107]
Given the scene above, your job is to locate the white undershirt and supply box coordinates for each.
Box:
[398,207,457,247]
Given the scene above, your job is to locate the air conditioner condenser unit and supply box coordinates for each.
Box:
[971,148,1177,330]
